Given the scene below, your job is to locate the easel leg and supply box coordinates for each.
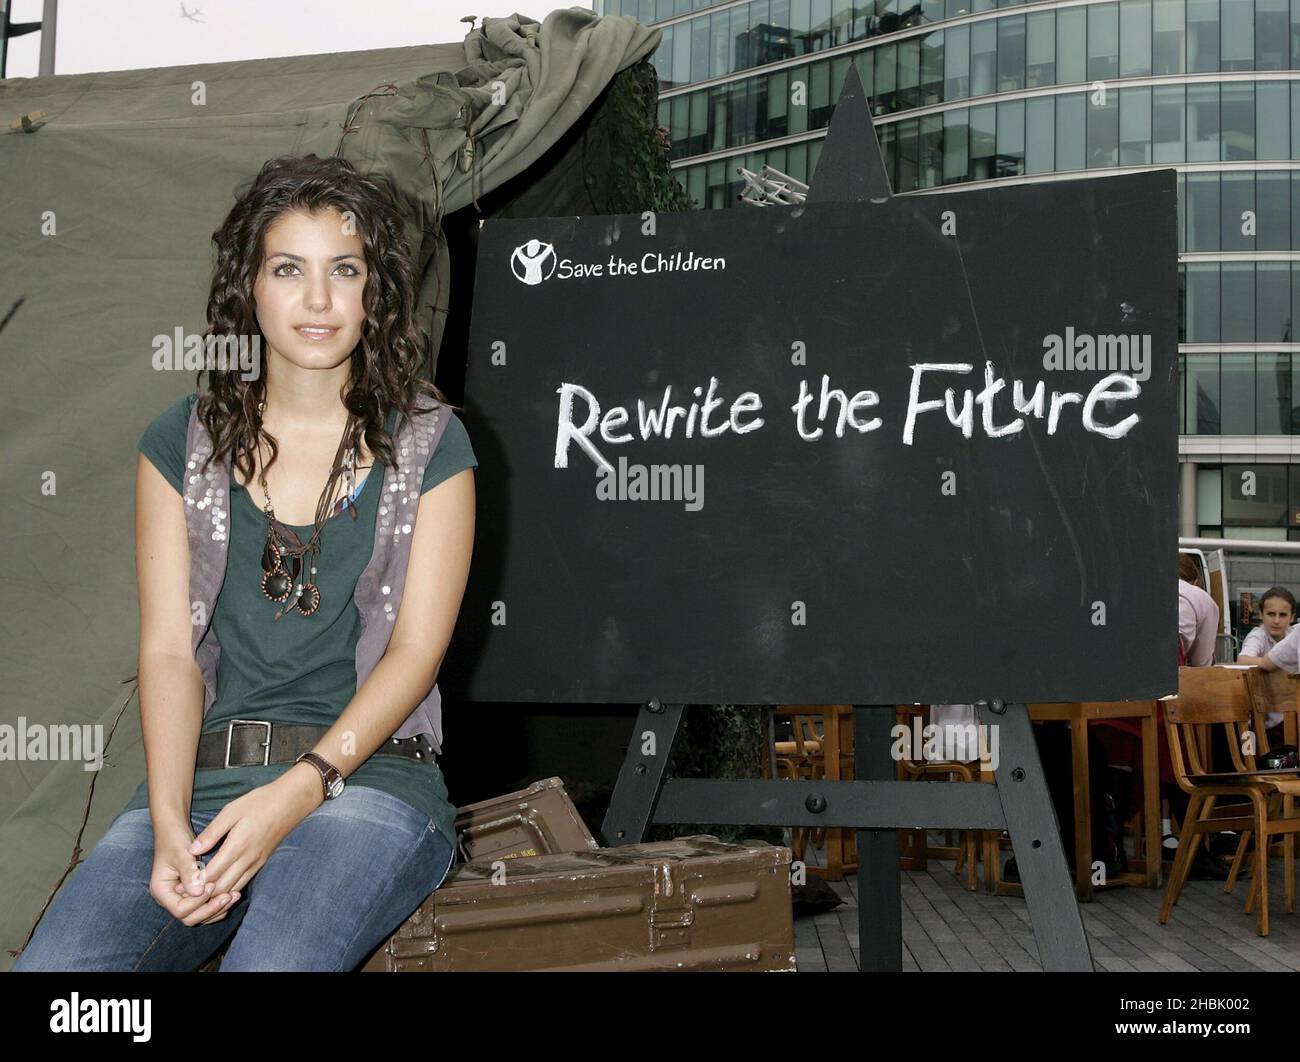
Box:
[855,705,902,972]
[980,701,1093,971]
[599,701,686,846]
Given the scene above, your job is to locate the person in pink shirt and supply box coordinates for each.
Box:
[1178,554,1220,666]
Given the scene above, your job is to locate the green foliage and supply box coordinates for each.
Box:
[605,60,696,214]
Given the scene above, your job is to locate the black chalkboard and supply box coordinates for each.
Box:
[440,168,1180,705]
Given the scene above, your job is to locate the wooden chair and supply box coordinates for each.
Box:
[766,708,826,864]
[896,704,998,891]
[1158,666,1300,936]
[1240,667,1300,894]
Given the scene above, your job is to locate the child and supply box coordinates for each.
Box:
[1238,586,1299,735]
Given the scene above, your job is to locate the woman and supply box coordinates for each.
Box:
[15,154,477,971]
[1236,585,1297,665]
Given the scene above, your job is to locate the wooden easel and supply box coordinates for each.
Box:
[601,699,1092,970]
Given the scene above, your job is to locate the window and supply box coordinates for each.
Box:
[875,44,897,111]
[691,17,710,82]
[1186,172,1220,250]
[1220,82,1255,160]
[1258,171,1291,249]
[1257,81,1290,159]
[1026,95,1055,171]
[1088,3,1121,80]
[1222,262,1257,341]
[673,23,693,85]
[1187,0,1219,72]
[945,24,970,100]
[1220,356,1258,434]
[809,61,832,128]
[1026,11,1055,86]
[713,85,731,152]
[1257,0,1289,69]
[1120,86,1153,163]
[1220,0,1255,71]
[997,99,1026,176]
[1087,92,1120,167]
[1220,171,1255,250]
[898,37,921,109]
[853,49,874,105]
[1153,0,1186,74]
[1056,94,1087,170]
[921,31,944,104]
[971,21,997,96]
[790,0,812,56]
[676,95,696,159]
[897,118,920,192]
[944,107,970,183]
[1198,467,1223,521]
[1224,462,1288,522]
[1185,352,1221,432]
[1120,0,1154,77]
[767,70,790,140]
[1258,350,1289,428]
[920,113,944,188]
[1187,81,1221,161]
[970,103,997,179]
[1057,7,1087,83]
[998,16,1027,91]
[1185,262,1221,341]
[1258,264,1293,342]
[1153,83,1186,160]
[689,91,709,155]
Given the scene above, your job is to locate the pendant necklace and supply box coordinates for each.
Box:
[253,399,360,620]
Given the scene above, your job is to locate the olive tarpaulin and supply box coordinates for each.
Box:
[0,8,667,966]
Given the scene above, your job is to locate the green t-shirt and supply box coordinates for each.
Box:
[122,392,476,847]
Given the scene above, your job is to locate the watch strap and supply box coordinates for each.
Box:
[296,752,342,798]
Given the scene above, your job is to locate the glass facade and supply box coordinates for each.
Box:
[624,0,1300,533]
[607,0,1300,91]
[1188,463,1300,538]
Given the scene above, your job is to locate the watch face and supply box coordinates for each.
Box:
[327,776,345,799]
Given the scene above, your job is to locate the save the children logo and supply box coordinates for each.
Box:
[509,237,727,285]
[510,239,557,285]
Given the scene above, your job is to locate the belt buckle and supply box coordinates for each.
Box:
[225,719,272,767]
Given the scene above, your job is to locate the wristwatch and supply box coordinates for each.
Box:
[296,752,345,800]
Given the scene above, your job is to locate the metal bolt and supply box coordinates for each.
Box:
[647,699,664,714]
[990,698,1007,714]
[1012,767,1025,782]
[805,793,828,814]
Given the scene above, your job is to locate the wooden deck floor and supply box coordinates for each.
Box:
[794,834,1300,972]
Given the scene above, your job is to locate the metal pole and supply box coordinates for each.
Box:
[38,0,56,76]
[1,1,10,79]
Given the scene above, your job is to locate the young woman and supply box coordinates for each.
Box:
[1236,586,1297,665]
[14,155,476,971]
[1237,586,1299,735]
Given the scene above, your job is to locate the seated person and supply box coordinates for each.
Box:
[1236,585,1297,739]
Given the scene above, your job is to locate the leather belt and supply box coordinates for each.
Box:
[195,719,435,769]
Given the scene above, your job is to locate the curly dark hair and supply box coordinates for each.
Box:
[193,153,453,483]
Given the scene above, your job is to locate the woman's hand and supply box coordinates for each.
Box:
[186,764,323,901]
[149,818,241,927]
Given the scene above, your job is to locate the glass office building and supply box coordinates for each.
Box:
[595,0,1300,541]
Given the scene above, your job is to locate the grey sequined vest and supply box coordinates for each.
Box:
[182,398,452,752]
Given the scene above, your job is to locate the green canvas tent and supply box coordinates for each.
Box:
[0,7,679,967]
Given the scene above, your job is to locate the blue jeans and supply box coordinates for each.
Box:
[13,785,455,972]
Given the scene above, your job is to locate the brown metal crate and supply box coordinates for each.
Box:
[362,835,796,972]
[454,776,598,863]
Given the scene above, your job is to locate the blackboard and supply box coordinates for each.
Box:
[440,168,1180,705]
